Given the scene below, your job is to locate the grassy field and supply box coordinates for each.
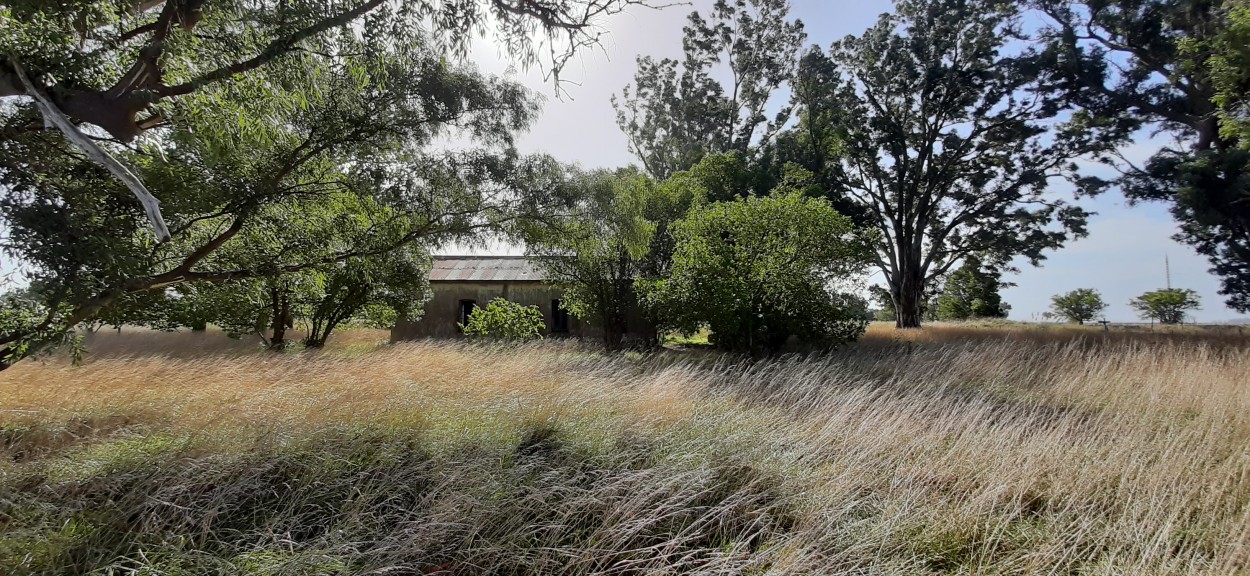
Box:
[0,325,1247,575]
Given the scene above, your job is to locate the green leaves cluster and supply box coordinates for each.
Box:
[1130,288,1202,325]
[0,1,599,364]
[620,0,1112,328]
[526,166,705,348]
[639,180,873,353]
[1034,0,1250,313]
[613,0,806,179]
[460,299,546,342]
[1049,289,1109,325]
[933,258,1011,321]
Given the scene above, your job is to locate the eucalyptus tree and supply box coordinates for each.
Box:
[0,34,558,366]
[0,0,664,242]
[613,0,806,179]
[1032,0,1250,312]
[790,0,1110,328]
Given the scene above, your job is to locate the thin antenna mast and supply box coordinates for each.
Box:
[1165,254,1172,290]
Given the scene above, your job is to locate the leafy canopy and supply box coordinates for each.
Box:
[1129,288,1202,325]
[0,24,554,364]
[613,0,806,179]
[1033,0,1250,312]
[640,172,873,353]
[1049,288,1109,325]
[933,258,1010,321]
[790,0,1109,328]
[527,168,702,348]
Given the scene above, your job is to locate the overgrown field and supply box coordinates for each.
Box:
[0,326,1247,575]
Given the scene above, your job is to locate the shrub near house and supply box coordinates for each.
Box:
[460,299,546,342]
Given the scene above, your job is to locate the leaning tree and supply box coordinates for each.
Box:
[790,0,1114,328]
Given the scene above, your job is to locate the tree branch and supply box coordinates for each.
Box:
[9,56,171,242]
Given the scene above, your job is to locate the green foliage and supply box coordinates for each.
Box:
[527,170,653,348]
[304,248,430,348]
[1050,288,1109,325]
[0,21,555,364]
[0,0,666,367]
[0,290,54,366]
[1210,0,1250,145]
[613,0,806,179]
[1034,0,1250,313]
[1129,288,1202,325]
[1120,147,1250,313]
[459,299,545,342]
[787,0,1105,327]
[528,168,704,349]
[934,258,1010,321]
[868,285,897,322]
[0,0,658,142]
[640,177,872,353]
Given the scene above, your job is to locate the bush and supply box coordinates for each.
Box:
[640,185,873,353]
[460,299,545,341]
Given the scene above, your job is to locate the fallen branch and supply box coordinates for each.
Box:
[8,57,172,242]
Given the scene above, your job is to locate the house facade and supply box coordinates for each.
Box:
[392,256,630,340]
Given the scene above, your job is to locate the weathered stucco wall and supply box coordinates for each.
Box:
[391,281,590,340]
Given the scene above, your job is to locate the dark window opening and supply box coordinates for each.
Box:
[458,299,478,328]
[552,299,570,333]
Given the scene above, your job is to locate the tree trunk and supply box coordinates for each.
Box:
[603,319,625,350]
[601,305,626,350]
[891,268,926,329]
[270,287,290,349]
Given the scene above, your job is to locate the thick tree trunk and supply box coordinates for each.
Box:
[891,266,926,329]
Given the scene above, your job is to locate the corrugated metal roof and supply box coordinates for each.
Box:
[429,256,545,282]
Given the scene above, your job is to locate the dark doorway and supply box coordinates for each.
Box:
[458,299,478,328]
[552,299,570,333]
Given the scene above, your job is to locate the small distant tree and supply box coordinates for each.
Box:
[933,258,1010,321]
[460,299,545,342]
[1050,288,1108,325]
[640,176,873,353]
[1130,289,1202,325]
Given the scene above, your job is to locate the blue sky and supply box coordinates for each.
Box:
[467,0,1247,323]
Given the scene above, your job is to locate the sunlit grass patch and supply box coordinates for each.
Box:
[0,327,1246,575]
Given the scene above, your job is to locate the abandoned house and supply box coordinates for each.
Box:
[391,256,646,341]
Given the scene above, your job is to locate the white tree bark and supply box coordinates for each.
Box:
[9,58,172,242]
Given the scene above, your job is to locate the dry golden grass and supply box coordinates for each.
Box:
[0,326,1247,575]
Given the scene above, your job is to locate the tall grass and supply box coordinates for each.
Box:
[0,327,1246,575]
